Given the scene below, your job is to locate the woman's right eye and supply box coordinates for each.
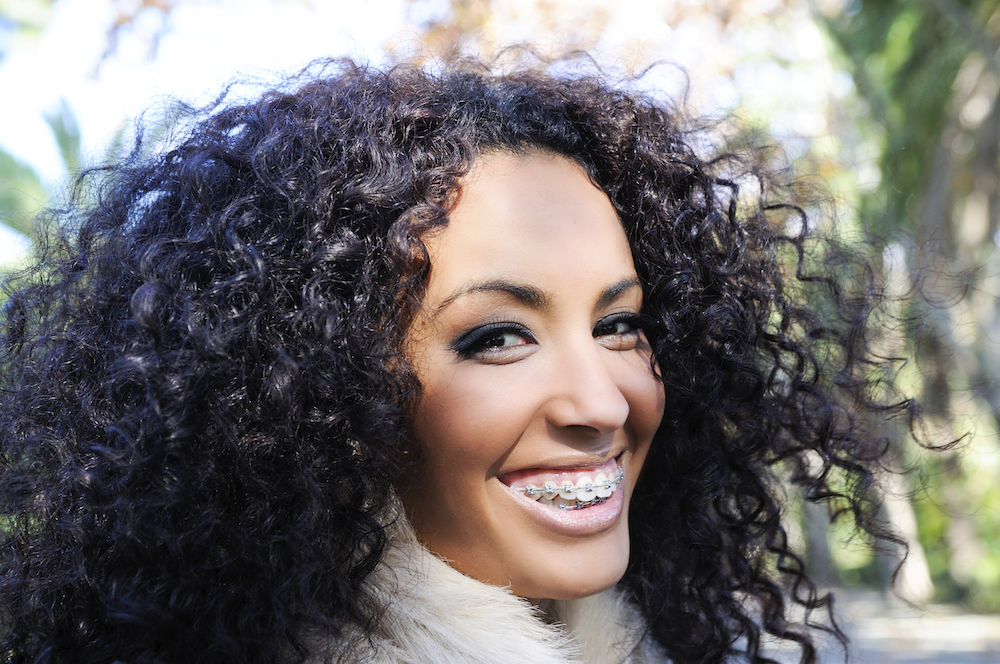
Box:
[451,323,535,362]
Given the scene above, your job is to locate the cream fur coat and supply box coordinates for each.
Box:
[306,514,670,664]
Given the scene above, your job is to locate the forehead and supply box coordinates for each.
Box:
[420,152,636,300]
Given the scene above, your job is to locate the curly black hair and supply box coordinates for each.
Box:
[1,57,913,664]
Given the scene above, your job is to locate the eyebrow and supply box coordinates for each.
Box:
[434,280,548,315]
[596,277,642,310]
[433,277,642,317]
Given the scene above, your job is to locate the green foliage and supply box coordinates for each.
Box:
[0,146,45,238]
[0,0,71,251]
[819,0,1000,610]
[43,98,81,176]
[0,97,87,267]
[824,1,977,240]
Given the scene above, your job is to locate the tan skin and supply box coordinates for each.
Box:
[400,152,665,602]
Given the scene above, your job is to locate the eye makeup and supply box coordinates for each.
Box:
[451,321,535,361]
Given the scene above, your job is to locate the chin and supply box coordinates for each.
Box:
[512,531,631,602]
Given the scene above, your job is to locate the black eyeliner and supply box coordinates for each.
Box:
[593,311,648,336]
[450,322,534,358]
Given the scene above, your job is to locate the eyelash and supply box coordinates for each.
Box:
[451,313,646,361]
[452,322,535,360]
[593,312,645,339]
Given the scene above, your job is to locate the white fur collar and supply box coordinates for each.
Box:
[306,513,669,664]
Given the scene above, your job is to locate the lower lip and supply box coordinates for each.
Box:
[500,467,627,537]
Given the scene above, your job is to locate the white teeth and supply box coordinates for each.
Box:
[574,476,594,502]
[593,472,613,499]
[511,464,624,510]
[554,496,577,509]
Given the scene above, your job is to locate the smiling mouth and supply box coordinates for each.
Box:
[506,459,624,511]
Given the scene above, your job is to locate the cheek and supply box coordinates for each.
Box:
[412,365,528,470]
[618,353,666,443]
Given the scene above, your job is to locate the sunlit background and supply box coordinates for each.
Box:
[2,0,999,659]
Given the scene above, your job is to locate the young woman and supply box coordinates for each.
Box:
[0,57,912,663]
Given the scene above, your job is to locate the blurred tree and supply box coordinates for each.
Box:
[0,0,172,251]
[0,98,83,253]
[100,0,175,63]
[819,0,1000,610]
[0,145,45,239]
[0,0,56,241]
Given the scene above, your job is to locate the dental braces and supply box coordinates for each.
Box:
[513,466,625,498]
[552,495,612,510]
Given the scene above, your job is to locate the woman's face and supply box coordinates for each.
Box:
[401,152,665,601]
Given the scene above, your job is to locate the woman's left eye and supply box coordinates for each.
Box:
[593,313,645,349]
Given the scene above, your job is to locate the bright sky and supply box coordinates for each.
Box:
[0,0,855,264]
[0,0,417,182]
[1,0,410,262]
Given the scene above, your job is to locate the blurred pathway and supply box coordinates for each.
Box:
[819,591,1000,664]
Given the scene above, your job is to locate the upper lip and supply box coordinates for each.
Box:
[497,450,624,485]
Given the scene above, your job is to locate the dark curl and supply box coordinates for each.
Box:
[1,57,911,663]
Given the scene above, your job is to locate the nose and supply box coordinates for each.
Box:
[544,344,630,437]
